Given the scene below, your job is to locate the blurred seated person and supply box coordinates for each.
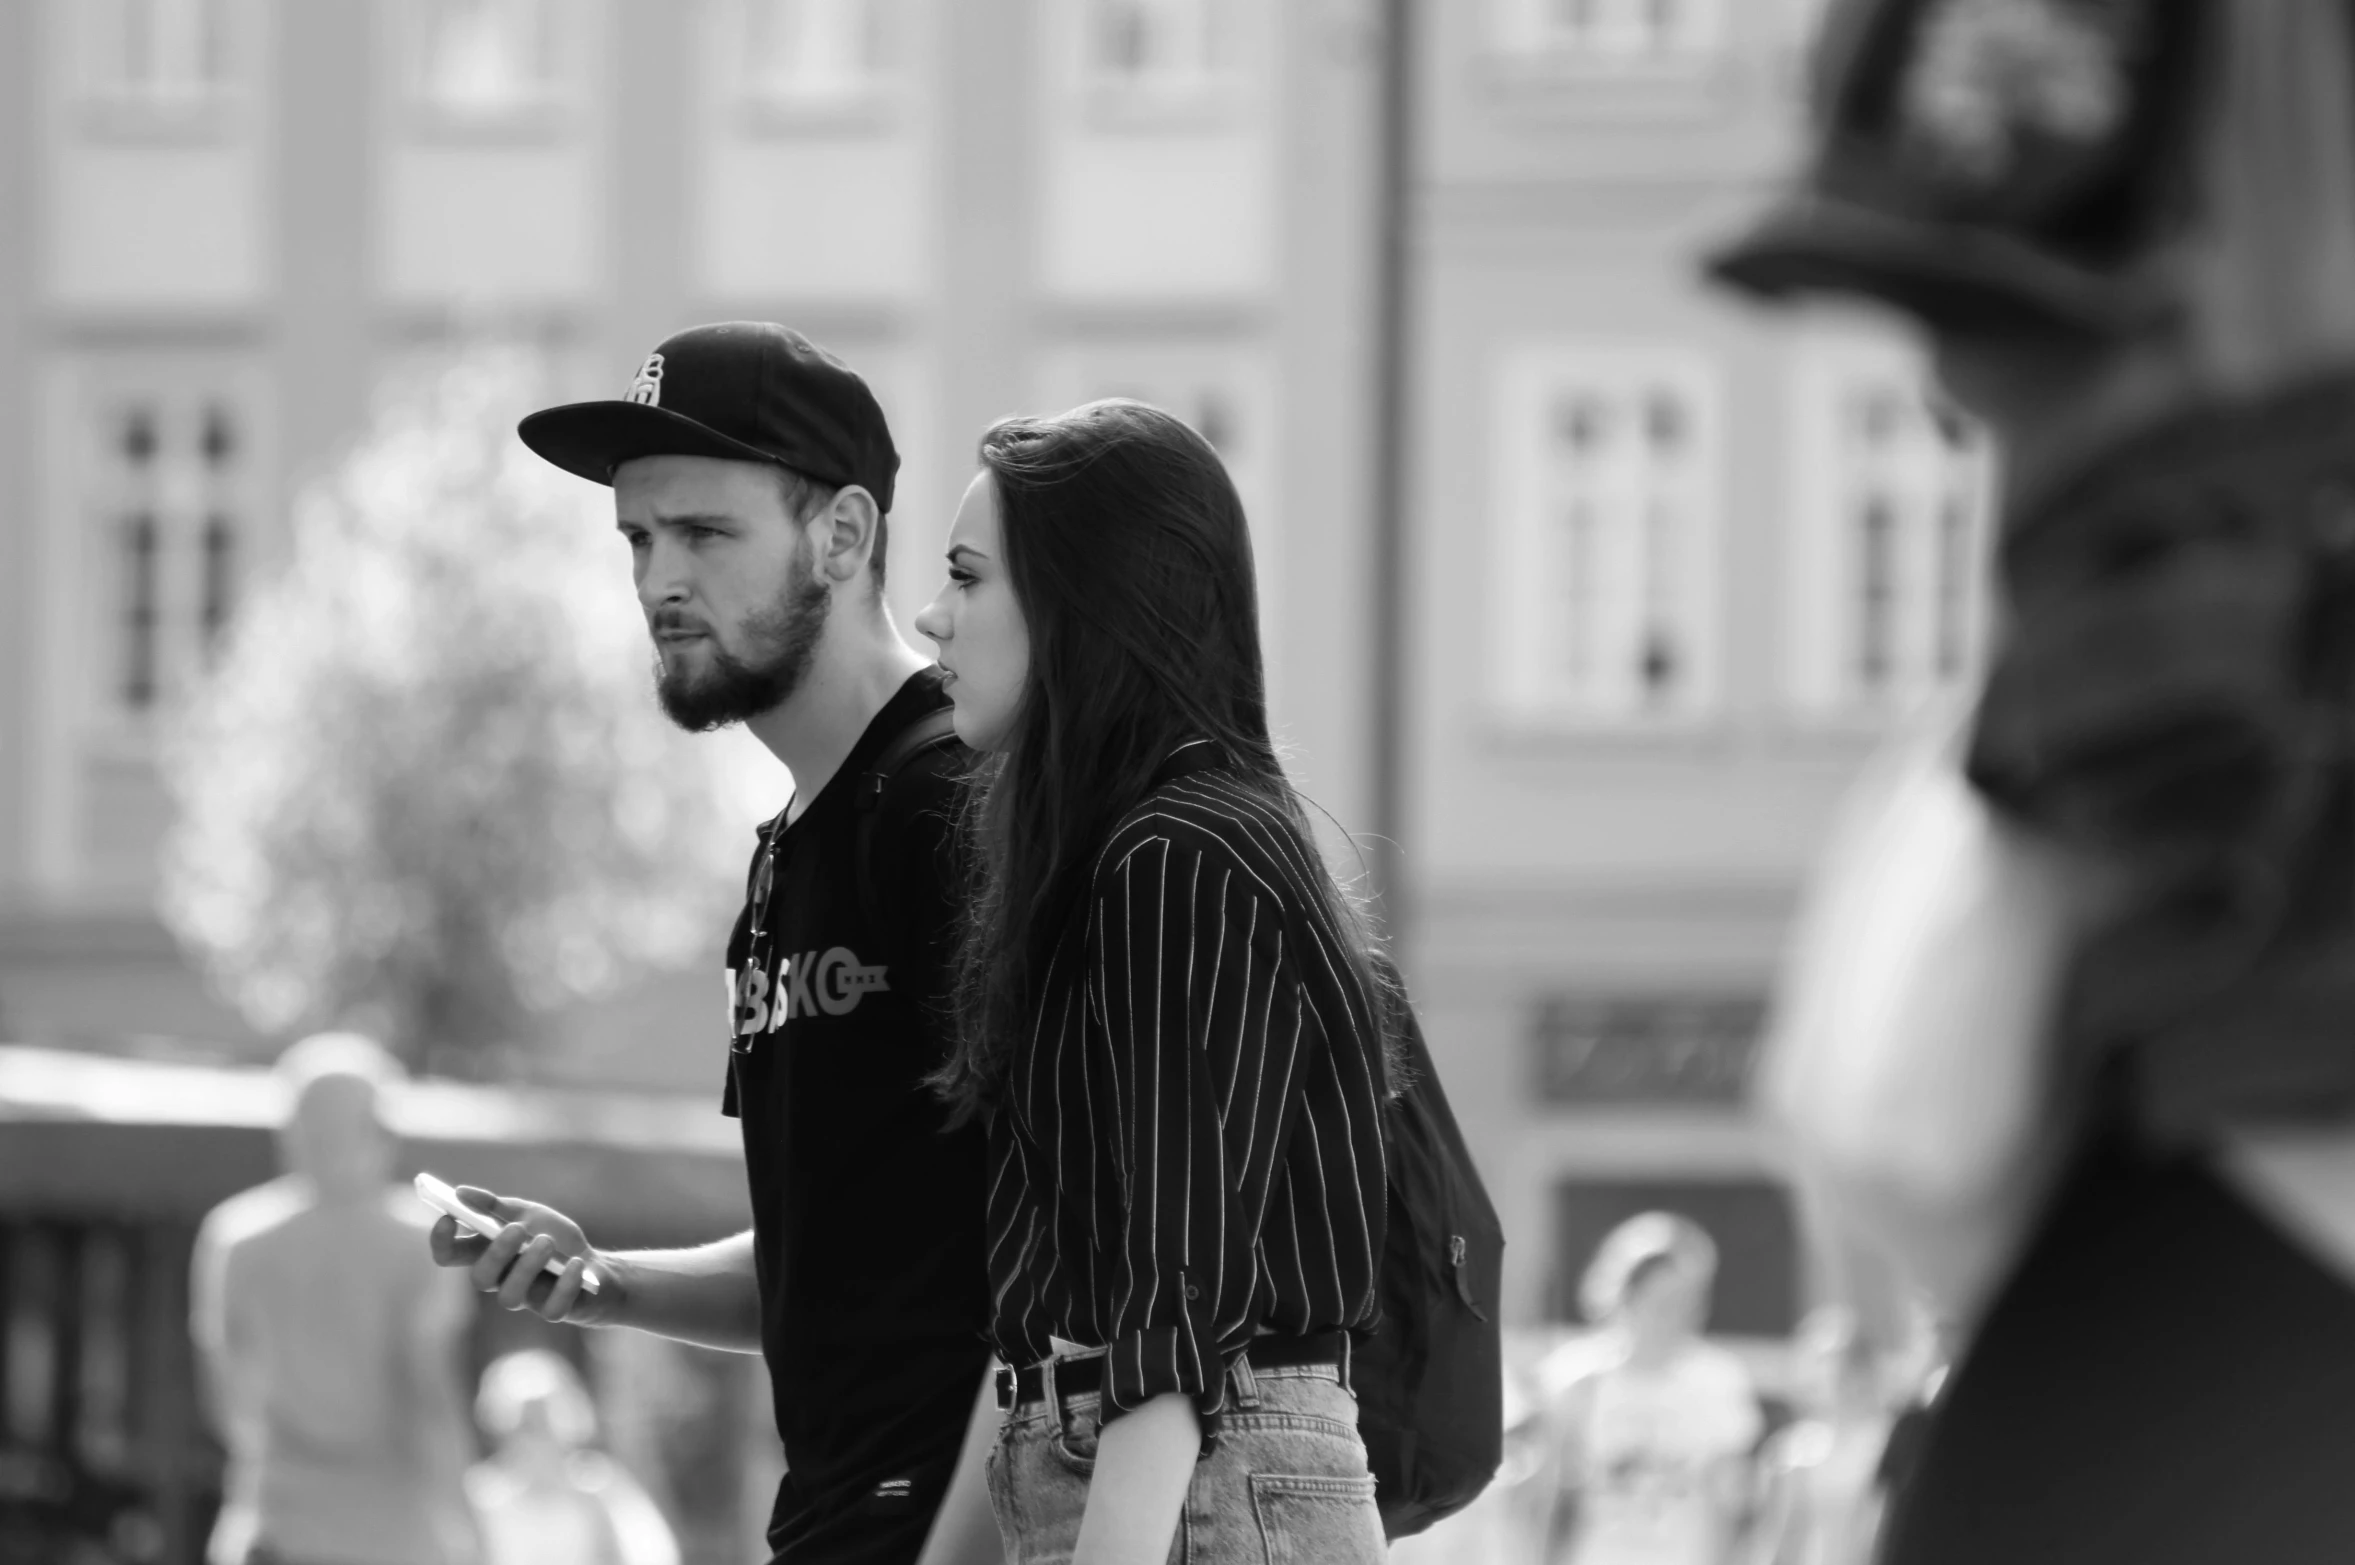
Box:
[466,1350,679,1565]
[191,1032,482,1565]
[1741,1307,1891,1565]
[1541,1213,1763,1565]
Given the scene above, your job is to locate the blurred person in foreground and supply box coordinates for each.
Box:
[191,1032,482,1565]
[465,1350,678,1565]
[1537,1214,1760,1565]
[1739,1307,1890,1565]
[426,323,996,1565]
[1714,1,2355,1559]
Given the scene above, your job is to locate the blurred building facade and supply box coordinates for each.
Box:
[0,0,1990,1343]
[1400,0,1995,1335]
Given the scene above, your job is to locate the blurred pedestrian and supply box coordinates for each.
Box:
[1740,1307,1889,1565]
[911,400,1396,1565]
[465,1350,678,1565]
[191,1032,482,1565]
[1717,2,2355,1561]
[1539,1213,1760,1565]
[428,323,997,1565]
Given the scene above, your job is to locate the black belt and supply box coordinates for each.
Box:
[996,1330,1351,1410]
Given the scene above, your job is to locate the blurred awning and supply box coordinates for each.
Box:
[0,1045,750,1244]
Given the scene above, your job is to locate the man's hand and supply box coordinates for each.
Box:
[428,1185,607,1325]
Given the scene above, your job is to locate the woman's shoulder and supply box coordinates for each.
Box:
[1093,770,1312,898]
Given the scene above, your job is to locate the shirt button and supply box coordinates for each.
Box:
[1184,1283,1201,1300]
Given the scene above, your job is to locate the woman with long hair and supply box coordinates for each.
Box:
[913,399,1396,1565]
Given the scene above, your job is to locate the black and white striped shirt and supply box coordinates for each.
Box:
[985,749,1389,1429]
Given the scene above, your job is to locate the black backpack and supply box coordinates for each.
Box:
[1354,971,1507,1540]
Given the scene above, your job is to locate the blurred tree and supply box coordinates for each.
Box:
[160,347,743,1076]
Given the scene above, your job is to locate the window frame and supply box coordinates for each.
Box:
[1781,335,1999,724]
[1485,0,1731,80]
[729,0,904,135]
[68,368,268,749]
[31,354,272,895]
[399,0,577,144]
[66,0,245,144]
[1489,342,1727,730]
[1078,0,1245,131]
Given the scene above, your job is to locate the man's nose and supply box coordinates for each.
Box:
[637,540,691,611]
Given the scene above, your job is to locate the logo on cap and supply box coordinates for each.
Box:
[625,353,665,408]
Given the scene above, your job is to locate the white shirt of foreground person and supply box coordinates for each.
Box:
[192,1034,483,1565]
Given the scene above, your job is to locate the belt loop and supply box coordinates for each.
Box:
[1338,1331,1353,1395]
[1042,1352,1067,1440]
[1230,1348,1263,1411]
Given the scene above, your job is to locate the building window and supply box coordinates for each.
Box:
[413,0,564,131]
[1786,344,1995,717]
[72,0,235,138]
[743,0,890,109]
[1494,346,1722,724]
[1085,0,1236,120]
[1491,0,1726,71]
[96,394,247,721]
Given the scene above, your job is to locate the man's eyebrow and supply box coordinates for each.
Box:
[618,511,738,530]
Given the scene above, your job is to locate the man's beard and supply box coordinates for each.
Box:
[654,568,831,732]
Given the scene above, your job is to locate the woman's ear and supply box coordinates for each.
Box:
[813,485,883,586]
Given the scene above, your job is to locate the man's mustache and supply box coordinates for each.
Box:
[649,610,714,638]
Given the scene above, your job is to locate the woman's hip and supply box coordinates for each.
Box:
[986,1359,1386,1565]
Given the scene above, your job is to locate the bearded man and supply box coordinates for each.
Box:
[427,323,996,1565]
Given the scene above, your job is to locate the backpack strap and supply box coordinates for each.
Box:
[852,708,962,939]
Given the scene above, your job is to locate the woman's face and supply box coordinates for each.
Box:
[916,470,1032,751]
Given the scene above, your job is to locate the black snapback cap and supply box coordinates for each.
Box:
[518,321,900,511]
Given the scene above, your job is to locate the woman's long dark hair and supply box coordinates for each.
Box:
[929,399,1398,1125]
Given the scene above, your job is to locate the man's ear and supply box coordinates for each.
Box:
[812,485,882,586]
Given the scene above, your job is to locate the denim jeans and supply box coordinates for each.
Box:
[986,1352,1387,1565]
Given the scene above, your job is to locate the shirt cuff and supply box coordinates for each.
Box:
[1100,1326,1239,1451]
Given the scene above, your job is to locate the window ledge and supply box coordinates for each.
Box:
[1472,47,1744,121]
[734,83,902,138]
[72,91,239,147]
[404,94,574,146]
[1081,77,1245,135]
[1475,706,1734,755]
[1466,708,1949,763]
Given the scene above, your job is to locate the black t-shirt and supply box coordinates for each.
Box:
[722,669,989,1545]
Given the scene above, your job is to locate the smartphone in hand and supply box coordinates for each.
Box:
[414,1172,602,1293]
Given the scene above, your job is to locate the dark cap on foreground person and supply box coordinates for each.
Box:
[1706,0,2210,337]
[518,320,900,511]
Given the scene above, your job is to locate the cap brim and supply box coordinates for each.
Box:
[517,401,791,487]
[1706,193,2160,339]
